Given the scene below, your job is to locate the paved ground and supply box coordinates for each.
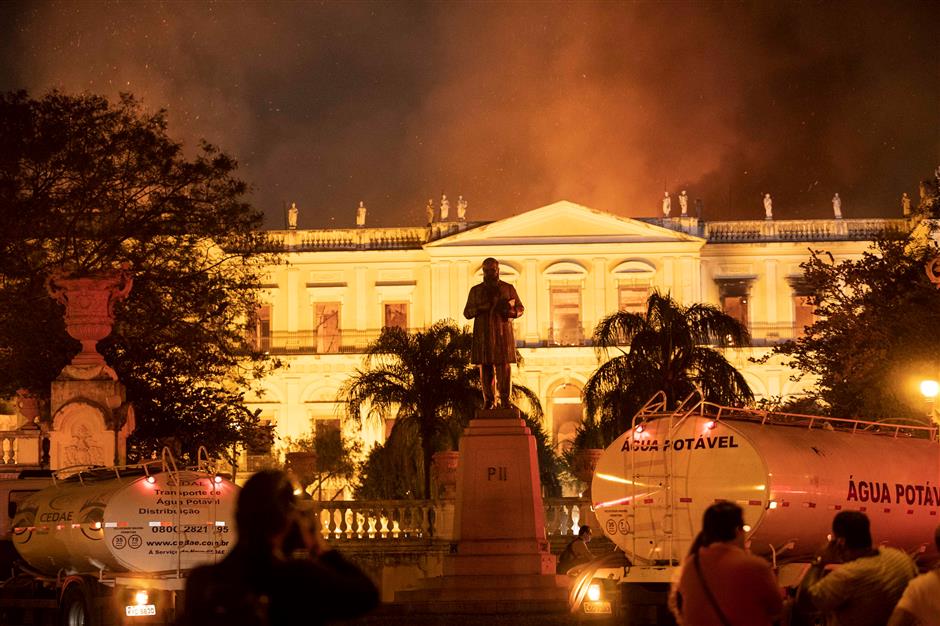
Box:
[337,611,614,625]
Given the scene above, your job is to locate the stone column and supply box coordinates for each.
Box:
[524,259,539,346]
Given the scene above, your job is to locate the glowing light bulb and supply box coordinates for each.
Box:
[921,379,940,399]
[587,583,602,602]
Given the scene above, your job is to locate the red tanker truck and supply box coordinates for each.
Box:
[571,392,940,623]
[0,456,238,626]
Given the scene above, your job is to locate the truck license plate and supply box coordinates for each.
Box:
[583,601,612,614]
[126,604,157,617]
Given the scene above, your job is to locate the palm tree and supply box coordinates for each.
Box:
[341,320,551,499]
[583,290,753,441]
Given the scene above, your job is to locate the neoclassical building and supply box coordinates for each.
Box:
[243,200,908,467]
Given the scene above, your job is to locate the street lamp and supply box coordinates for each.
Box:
[921,379,940,427]
[921,379,939,401]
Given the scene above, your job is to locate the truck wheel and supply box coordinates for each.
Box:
[60,584,97,626]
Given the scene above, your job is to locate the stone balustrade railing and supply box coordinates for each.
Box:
[318,499,438,541]
[253,322,807,354]
[0,429,43,467]
[262,221,485,252]
[263,227,426,251]
[702,218,910,242]
[314,497,590,543]
[253,328,424,354]
[261,217,912,251]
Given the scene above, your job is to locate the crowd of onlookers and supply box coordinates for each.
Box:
[671,502,940,626]
[183,469,940,626]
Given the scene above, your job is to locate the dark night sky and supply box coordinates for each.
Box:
[1,1,937,230]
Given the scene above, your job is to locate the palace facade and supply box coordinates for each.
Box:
[243,200,909,468]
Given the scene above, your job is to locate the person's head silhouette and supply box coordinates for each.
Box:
[235,469,297,549]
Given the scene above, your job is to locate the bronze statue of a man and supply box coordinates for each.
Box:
[463,258,524,409]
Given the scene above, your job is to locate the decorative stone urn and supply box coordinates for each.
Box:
[431,450,460,499]
[570,448,604,530]
[571,448,605,492]
[47,269,132,380]
[14,388,41,429]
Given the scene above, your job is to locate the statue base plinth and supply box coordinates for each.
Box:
[395,408,568,609]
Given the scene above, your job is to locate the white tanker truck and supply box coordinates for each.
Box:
[572,392,940,623]
[0,454,238,626]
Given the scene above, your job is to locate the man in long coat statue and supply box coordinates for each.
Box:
[463,257,525,409]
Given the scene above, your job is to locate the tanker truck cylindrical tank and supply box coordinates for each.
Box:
[592,416,940,565]
[11,470,237,576]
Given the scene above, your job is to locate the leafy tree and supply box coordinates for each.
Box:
[584,290,753,442]
[354,407,562,500]
[559,415,607,485]
[766,225,940,423]
[341,320,556,499]
[354,423,423,500]
[284,426,361,500]
[0,90,278,463]
[341,321,481,500]
[524,412,563,497]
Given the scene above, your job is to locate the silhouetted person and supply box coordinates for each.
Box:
[181,470,379,626]
[889,525,940,625]
[675,501,782,625]
[463,257,524,409]
[801,510,916,626]
[556,525,594,574]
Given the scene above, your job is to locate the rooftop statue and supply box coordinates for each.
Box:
[679,190,689,216]
[763,193,773,220]
[426,198,435,225]
[463,258,524,409]
[662,191,671,218]
[288,202,298,230]
[832,193,842,219]
[457,195,467,221]
[356,201,367,227]
[902,192,912,216]
[440,193,450,221]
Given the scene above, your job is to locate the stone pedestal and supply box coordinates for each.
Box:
[396,408,569,612]
[49,378,134,469]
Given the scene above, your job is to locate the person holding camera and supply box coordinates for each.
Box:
[181,469,379,626]
[463,257,524,409]
[800,510,916,626]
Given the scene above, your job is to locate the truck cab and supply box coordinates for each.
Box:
[0,472,54,576]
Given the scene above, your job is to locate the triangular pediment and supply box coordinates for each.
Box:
[426,200,703,247]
